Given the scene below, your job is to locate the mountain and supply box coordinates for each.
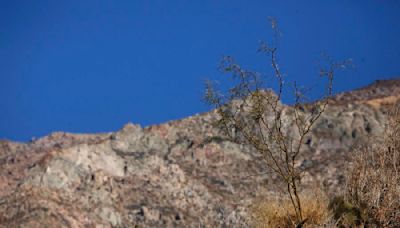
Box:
[0,79,399,227]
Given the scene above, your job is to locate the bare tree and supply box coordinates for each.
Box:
[205,18,351,226]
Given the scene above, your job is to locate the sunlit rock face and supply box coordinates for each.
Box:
[0,79,398,227]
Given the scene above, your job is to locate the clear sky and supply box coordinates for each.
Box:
[1,0,400,141]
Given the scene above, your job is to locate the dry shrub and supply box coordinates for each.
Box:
[328,195,366,226]
[251,190,330,227]
[346,103,400,227]
[204,18,351,225]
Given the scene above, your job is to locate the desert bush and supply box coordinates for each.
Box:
[346,102,400,227]
[205,18,351,226]
[251,190,331,227]
[328,195,366,226]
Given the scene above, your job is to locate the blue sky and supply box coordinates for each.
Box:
[1,0,400,141]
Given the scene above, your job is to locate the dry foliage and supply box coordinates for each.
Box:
[346,103,400,227]
[205,18,351,226]
[251,190,331,228]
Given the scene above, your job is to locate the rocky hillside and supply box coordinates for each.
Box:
[0,79,399,227]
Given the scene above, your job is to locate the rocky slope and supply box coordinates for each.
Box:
[0,79,399,227]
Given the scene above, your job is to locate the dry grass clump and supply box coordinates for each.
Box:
[251,190,330,227]
[346,103,400,227]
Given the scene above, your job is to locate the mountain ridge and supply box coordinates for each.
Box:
[0,78,399,227]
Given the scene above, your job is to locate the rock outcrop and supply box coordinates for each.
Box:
[0,79,399,227]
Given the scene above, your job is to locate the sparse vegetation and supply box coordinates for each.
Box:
[251,190,330,227]
[345,102,400,227]
[205,18,351,227]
